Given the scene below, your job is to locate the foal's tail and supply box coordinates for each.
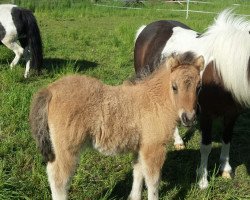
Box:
[21,8,43,73]
[29,88,55,163]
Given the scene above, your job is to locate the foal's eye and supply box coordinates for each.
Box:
[172,83,178,93]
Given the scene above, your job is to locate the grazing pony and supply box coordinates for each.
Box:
[29,52,204,200]
[134,9,250,189]
[0,4,43,78]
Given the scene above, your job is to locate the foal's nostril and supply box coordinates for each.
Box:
[181,113,188,124]
[181,112,196,126]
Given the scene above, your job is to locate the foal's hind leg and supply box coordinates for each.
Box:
[220,115,237,179]
[140,145,166,200]
[47,151,79,200]
[2,39,23,68]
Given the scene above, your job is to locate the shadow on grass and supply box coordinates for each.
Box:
[98,110,250,199]
[230,110,250,175]
[106,171,133,200]
[43,58,98,73]
[0,56,13,66]
[182,125,197,144]
[98,148,220,200]
[0,57,98,76]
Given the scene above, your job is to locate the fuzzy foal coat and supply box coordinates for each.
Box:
[29,55,203,200]
[32,71,177,160]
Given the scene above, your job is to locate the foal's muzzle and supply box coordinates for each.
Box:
[181,111,196,127]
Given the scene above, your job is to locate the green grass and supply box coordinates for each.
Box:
[0,0,249,199]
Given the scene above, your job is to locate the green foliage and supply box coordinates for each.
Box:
[0,0,249,199]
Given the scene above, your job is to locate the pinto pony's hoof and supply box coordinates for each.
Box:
[174,143,185,150]
[127,195,140,200]
[198,179,209,190]
[221,171,233,179]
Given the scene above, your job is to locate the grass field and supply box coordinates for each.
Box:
[0,0,249,199]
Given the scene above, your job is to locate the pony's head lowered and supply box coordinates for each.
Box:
[167,52,204,126]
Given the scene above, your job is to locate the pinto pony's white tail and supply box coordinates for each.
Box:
[135,25,146,42]
[202,9,250,106]
[20,8,43,73]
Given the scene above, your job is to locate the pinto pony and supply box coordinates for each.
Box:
[0,4,43,78]
[134,10,250,189]
[29,53,204,200]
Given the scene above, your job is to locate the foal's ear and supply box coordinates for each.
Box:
[168,56,180,72]
[193,56,205,71]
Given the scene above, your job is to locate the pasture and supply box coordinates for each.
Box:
[0,0,249,199]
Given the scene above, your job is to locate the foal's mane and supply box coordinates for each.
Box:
[129,51,197,84]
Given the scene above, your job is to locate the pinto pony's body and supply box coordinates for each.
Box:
[134,10,250,189]
[30,53,204,200]
[0,4,43,78]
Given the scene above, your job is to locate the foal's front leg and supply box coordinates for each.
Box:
[140,145,166,200]
[128,158,144,200]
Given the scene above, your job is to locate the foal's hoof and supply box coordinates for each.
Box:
[174,143,185,150]
[221,171,232,179]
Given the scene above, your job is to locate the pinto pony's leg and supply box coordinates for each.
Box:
[128,159,144,200]
[23,47,31,78]
[19,38,31,78]
[173,127,185,150]
[24,60,31,78]
[198,143,212,189]
[220,142,232,178]
[220,115,237,178]
[140,145,166,200]
[197,114,212,189]
[2,39,23,68]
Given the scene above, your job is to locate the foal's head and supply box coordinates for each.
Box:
[168,53,204,126]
